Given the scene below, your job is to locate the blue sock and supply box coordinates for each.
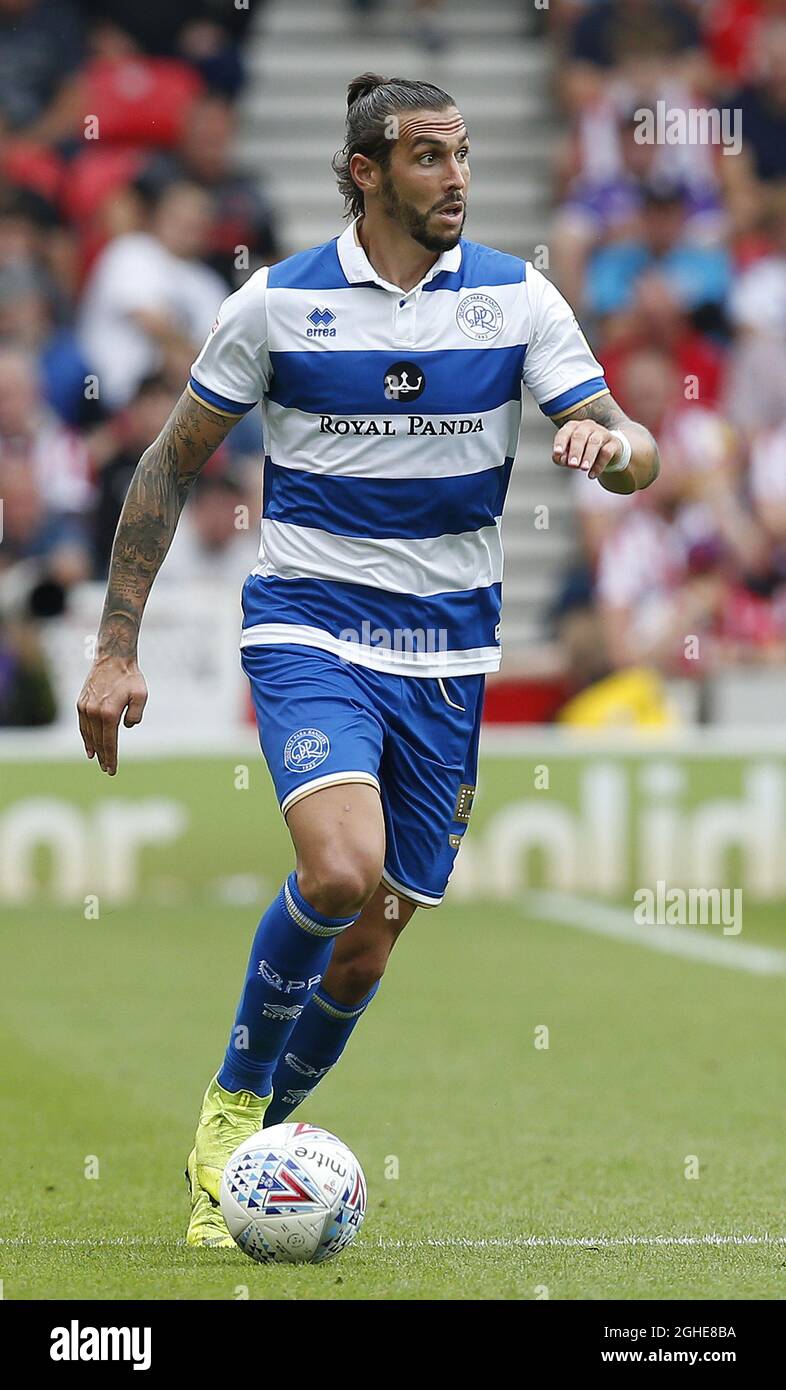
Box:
[218,872,359,1098]
[264,980,380,1126]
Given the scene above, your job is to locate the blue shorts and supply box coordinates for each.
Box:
[242,643,485,908]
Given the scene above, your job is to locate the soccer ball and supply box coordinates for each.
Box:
[220,1122,367,1264]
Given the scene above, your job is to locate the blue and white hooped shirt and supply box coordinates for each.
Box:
[188,218,608,677]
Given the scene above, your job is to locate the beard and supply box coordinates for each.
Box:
[379,170,466,252]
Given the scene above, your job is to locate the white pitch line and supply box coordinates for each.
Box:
[522,890,786,976]
[374,1235,786,1250]
[0,1235,784,1250]
[0,1237,178,1248]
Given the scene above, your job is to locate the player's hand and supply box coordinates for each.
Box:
[552,419,623,480]
[76,657,148,776]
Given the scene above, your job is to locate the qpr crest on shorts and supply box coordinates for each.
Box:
[456,292,504,340]
[284,727,331,773]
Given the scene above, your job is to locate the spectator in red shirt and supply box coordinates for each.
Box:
[601,272,727,409]
[722,17,786,231]
[137,94,280,286]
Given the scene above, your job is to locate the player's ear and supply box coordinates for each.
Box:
[349,152,379,200]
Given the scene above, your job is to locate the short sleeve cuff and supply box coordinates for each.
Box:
[539,377,609,419]
[188,375,257,418]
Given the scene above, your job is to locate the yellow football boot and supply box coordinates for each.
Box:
[185,1074,271,1247]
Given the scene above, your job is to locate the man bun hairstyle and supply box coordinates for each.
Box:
[332,72,456,220]
[346,73,387,108]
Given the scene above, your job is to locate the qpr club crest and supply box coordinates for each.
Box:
[456,292,503,341]
[284,727,330,773]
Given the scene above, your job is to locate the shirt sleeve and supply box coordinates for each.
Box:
[522,265,609,420]
[188,266,271,418]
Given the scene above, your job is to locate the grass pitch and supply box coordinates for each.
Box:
[2,893,785,1300]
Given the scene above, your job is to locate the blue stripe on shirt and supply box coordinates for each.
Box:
[266,236,525,293]
[267,346,526,416]
[267,240,351,291]
[262,457,514,541]
[539,376,608,417]
[189,375,256,415]
[242,573,502,649]
[424,242,526,292]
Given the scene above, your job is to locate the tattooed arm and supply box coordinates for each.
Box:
[77,391,237,774]
[551,391,660,496]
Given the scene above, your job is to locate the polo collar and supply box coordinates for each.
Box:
[336,216,462,292]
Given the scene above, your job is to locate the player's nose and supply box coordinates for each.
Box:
[444,155,468,190]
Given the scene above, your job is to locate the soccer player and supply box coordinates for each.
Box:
[77,74,659,1246]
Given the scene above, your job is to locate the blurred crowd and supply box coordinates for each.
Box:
[0,0,463,727]
[0,0,280,724]
[4,0,786,727]
[548,0,786,703]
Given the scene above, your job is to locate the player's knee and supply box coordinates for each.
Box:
[331,948,387,1002]
[298,854,380,919]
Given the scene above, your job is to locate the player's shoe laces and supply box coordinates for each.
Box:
[185,1074,271,1247]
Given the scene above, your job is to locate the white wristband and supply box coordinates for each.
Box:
[603,429,632,473]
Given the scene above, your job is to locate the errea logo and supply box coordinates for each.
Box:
[306,307,336,337]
